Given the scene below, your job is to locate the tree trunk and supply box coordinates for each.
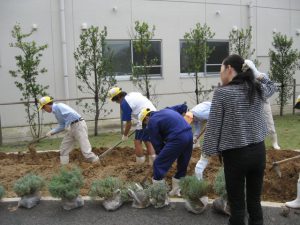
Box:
[195,72,199,104]
[94,95,99,136]
[280,84,284,116]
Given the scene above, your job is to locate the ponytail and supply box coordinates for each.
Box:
[223,54,263,103]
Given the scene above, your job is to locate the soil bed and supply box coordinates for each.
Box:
[0,147,299,202]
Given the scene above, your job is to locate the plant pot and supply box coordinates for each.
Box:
[18,192,41,209]
[184,196,208,214]
[102,190,124,211]
[149,194,169,208]
[128,188,150,209]
[212,197,231,216]
[62,196,84,210]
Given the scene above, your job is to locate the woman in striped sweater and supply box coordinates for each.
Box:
[202,54,276,225]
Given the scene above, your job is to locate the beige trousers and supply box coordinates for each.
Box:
[264,100,276,135]
[60,120,97,164]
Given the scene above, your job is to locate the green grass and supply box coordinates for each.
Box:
[0,114,299,152]
[0,132,134,152]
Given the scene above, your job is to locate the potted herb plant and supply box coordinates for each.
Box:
[213,167,230,215]
[146,182,169,208]
[48,167,84,210]
[127,183,151,209]
[179,176,209,214]
[13,173,45,208]
[0,185,5,200]
[89,177,127,211]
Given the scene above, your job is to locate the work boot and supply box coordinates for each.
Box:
[285,176,300,208]
[136,156,146,164]
[195,155,209,180]
[60,155,69,165]
[271,133,281,150]
[88,155,99,163]
[148,154,156,165]
[169,177,181,197]
[152,178,165,185]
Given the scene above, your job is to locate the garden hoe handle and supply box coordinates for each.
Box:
[98,130,135,159]
[275,154,300,165]
[141,166,152,187]
[28,135,48,145]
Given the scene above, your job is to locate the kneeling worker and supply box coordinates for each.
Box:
[39,96,99,164]
[139,108,193,196]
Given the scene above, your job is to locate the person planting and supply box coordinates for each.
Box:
[138,107,193,197]
[108,87,156,164]
[39,96,99,164]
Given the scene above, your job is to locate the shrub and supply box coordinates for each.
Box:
[13,173,45,197]
[0,185,5,199]
[90,177,125,200]
[146,182,168,202]
[48,167,83,200]
[214,167,227,199]
[179,176,209,201]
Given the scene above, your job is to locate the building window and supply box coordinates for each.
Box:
[106,40,162,77]
[180,40,229,75]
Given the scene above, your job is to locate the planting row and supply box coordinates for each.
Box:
[0,166,229,215]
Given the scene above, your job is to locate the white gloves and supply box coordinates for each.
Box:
[195,155,209,180]
[122,135,128,141]
[244,59,260,78]
[65,126,71,132]
[193,137,198,144]
[46,131,52,137]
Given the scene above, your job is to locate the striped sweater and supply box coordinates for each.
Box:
[202,75,276,156]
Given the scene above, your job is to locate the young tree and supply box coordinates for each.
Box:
[229,26,259,65]
[9,24,49,139]
[74,26,116,136]
[131,21,157,100]
[269,33,300,116]
[183,23,215,104]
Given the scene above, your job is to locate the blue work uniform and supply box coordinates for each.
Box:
[121,92,156,141]
[147,109,193,180]
[166,103,188,115]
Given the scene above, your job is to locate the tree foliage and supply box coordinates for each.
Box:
[269,33,300,116]
[183,23,215,104]
[228,26,259,66]
[9,24,49,138]
[131,21,157,101]
[74,26,116,136]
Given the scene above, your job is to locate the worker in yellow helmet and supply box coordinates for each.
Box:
[39,96,99,164]
[108,87,156,165]
[139,107,193,197]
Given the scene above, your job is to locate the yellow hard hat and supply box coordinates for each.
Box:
[39,96,53,110]
[139,108,151,123]
[108,87,122,100]
[184,111,193,124]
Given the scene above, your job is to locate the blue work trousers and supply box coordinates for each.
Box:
[153,130,193,180]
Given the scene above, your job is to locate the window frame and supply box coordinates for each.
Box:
[179,39,229,78]
[106,39,163,80]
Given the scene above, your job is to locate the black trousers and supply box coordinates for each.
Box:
[222,141,266,225]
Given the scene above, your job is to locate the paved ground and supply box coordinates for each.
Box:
[0,200,299,225]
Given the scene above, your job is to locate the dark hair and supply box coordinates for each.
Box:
[222,54,263,103]
[112,91,127,102]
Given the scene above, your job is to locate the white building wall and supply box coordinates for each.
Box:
[0,0,299,131]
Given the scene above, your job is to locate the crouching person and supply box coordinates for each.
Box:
[139,108,193,197]
[39,96,99,164]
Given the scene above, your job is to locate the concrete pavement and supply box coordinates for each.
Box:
[0,199,299,225]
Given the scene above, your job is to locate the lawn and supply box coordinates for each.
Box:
[0,114,299,152]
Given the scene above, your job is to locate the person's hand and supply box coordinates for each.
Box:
[65,126,71,132]
[193,137,198,144]
[244,59,260,78]
[122,135,128,141]
[46,131,52,137]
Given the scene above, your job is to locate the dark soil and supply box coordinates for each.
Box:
[0,147,299,203]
